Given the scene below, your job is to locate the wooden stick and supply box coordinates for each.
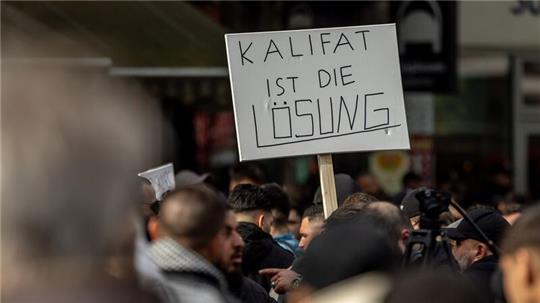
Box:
[317,154,338,219]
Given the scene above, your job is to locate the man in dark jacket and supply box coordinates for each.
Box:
[447,208,510,302]
[229,184,295,291]
[219,206,276,303]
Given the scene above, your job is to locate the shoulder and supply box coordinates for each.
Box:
[271,241,295,262]
[158,275,227,303]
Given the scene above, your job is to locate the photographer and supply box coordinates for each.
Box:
[401,189,459,271]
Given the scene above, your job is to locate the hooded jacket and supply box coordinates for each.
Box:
[237,222,295,291]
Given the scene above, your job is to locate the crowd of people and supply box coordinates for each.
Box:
[3,64,539,303]
[0,40,540,303]
[132,162,540,303]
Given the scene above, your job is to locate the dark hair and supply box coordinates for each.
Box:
[229,162,266,184]
[303,204,324,222]
[261,183,290,227]
[159,184,227,248]
[325,203,365,226]
[342,192,379,207]
[228,183,272,212]
[502,204,540,255]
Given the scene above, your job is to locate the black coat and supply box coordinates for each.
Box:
[237,222,295,291]
[464,255,499,303]
[227,272,277,303]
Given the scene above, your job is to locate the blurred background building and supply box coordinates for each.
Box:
[2,1,539,205]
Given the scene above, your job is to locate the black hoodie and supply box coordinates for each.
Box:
[237,222,295,291]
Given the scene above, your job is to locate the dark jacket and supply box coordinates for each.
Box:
[464,255,498,303]
[227,272,277,303]
[237,222,295,291]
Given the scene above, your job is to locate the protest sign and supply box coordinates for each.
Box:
[226,24,410,216]
[225,23,410,162]
[138,163,175,201]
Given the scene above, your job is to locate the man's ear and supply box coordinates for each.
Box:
[476,243,489,260]
[147,216,159,241]
[257,213,265,229]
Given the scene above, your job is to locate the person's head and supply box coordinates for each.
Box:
[326,201,410,254]
[2,61,160,294]
[158,185,228,265]
[402,171,422,189]
[400,187,424,229]
[342,192,379,208]
[496,197,525,225]
[500,205,540,303]
[288,206,303,239]
[356,172,381,196]
[400,187,456,230]
[228,184,273,233]
[261,183,291,237]
[447,209,510,271]
[299,216,400,291]
[228,162,266,193]
[364,202,412,253]
[299,204,325,250]
[217,209,245,273]
[313,173,360,206]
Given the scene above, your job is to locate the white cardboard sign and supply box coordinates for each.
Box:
[225,23,410,161]
[138,163,175,201]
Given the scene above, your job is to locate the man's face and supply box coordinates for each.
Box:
[298,217,324,250]
[451,238,481,271]
[287,209,301,239]
[410,215,421,230]
[215,211,245,273]
[501,252,526,303]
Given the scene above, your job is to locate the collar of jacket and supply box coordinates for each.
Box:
[469,254,498,269]
[237,222,272,242]
[150,237,228,291]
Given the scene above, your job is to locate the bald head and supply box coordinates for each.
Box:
[159,185,226,249]
[364,201,412,252]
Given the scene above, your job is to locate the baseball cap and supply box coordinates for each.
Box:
[446,208,510,246]
[313,173,360,206]
[400,187,426,218]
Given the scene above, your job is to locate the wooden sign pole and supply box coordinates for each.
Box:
[317,154,338,219]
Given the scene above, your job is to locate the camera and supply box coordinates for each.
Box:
[415,189,451,229]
